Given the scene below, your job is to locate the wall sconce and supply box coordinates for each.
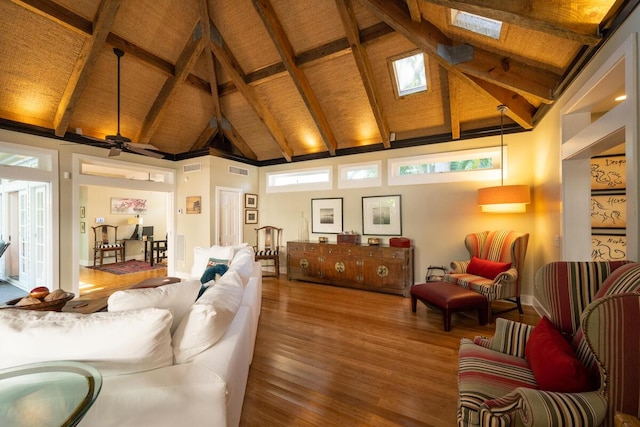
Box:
[477,105,531,213]
[128,215,143,239]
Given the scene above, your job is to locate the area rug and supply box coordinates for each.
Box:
[87,260,166,275]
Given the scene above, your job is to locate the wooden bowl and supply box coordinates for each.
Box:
[1,292,75,312]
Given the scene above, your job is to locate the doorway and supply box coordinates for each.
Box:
[216,186,242,246]
[0,141,58,292]
[71,154,176,297]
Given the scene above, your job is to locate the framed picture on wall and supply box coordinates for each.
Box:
[186,196,202,214]
[245,209,258,224]
[311,198,343,234]
[590,155,626,190]
[362,195,402,235]
[245,193,258,209]
[590,194,626,228]
[591,233,626,261]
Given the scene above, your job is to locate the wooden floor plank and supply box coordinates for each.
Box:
[241,277,540,426]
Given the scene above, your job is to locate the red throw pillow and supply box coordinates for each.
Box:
[525,316,593,392]
[466,256,511,280]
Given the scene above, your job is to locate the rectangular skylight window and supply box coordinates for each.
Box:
[451,9,502,39]
[391,52,427,97]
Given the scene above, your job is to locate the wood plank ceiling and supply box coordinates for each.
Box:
[0,0,632,164]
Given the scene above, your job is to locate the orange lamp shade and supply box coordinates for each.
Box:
[478,185,531,213]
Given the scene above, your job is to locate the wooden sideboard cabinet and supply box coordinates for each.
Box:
[287,241,414,296]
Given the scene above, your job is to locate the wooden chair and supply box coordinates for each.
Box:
[92,225,125,266]
[254,226,282,277]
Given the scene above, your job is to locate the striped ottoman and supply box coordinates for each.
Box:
[411,281,488,331]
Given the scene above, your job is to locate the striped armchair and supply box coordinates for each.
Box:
[457,261,640,427]
[445,230,529,317]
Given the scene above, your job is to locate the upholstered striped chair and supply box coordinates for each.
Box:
[445,230,529,317]
[457,261,640,427]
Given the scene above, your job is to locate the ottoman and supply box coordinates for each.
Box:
[411,281,488,331]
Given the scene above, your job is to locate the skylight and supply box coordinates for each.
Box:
[450,9,502,39]
[391,52,427,97]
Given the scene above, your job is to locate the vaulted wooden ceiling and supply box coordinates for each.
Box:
[0,0,633,164]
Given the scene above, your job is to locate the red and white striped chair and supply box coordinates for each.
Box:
[445,230,529,317]
[457,261,640,427]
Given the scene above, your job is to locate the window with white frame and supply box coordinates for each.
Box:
[388,146,504,186]
[390,51,427,97]
[450,9,502,39]
[266,166,332,193]
[338,161,381,189]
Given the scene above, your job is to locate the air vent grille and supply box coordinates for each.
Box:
[183,163,201,173]
[228,165,249,176]
[176,234,185,262]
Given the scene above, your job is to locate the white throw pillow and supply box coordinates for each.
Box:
[107,280,200,333]
[172,271,244,364]
[0,308,173,376]
[228,247,255,285]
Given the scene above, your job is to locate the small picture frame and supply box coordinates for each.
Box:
[186,196,202,214]
[245,193,258,209]
[80,206,85,218]
[362,195,402,236]
[245,209,258,224]
[311,198,343,234]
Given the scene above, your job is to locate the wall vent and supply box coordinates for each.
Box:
[228,165,249,176]
[183,163,201,173]
[176,234,185,262]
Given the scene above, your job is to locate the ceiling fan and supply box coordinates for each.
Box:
[103,48,164,159]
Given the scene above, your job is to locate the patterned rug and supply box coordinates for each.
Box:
[87,260,166,275]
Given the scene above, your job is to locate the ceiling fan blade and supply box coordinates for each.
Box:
[125,145,164,159]
[108,147,123,157]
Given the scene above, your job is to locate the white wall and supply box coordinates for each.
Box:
[259,133,538,300]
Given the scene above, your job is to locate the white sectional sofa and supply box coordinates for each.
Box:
[0,245,261,427]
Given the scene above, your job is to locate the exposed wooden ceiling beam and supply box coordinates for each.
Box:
[447,74,460,139]
[198,0,222,132]
[107,33,175,76]
[335,0,390,148]
[218,22,395,96]
[467,76,535,128]
[360,0,536,127]
[419,0,602,46]
[253,0,337,156]
[137,23,205,143]
[11,0,92,35]
[222,118,258,160]
[192,117,218,151]
[406,0,422,22]
[361,0,558,106]
[53,0,122,137]
[207,23,294,161]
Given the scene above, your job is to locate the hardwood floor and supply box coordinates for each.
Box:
[77,264,168,300]
[241,276,540,427]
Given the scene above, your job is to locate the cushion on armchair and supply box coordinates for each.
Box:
[467,256,512,280]
[525,316,593,392]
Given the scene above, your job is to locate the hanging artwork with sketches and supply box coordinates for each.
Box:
[590,155,626,190]
[110,197,147,214]
[591,234,626,261]
[590,194,626,228]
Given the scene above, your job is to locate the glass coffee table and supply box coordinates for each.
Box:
[0,361,102,427]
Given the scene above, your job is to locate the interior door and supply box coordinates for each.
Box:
[217,188,242,246]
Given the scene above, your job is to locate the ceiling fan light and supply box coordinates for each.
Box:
[478,184,531,213]
[108,147,122,157]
